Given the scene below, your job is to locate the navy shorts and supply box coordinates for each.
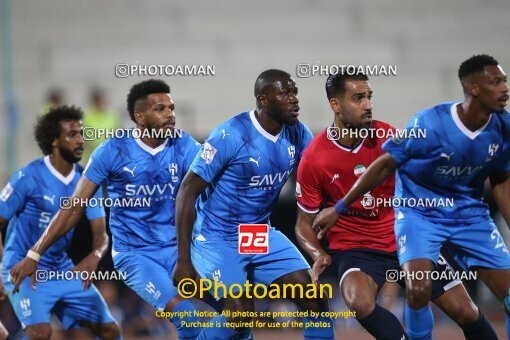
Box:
[332,248,461,300]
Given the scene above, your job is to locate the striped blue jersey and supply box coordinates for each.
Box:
[83,132,200,252]
[0,157,105,271]
[383,102,510,222]
[190,110,313,241]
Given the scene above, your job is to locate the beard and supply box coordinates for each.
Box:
[145,122,171,141]
[266,103,296,125]
[59,145,82,164]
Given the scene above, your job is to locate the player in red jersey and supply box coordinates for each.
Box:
[295,72,497,339]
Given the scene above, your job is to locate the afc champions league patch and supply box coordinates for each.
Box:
[201,142,217,165]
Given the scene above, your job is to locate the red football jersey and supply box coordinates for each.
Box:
[296,120,396,252]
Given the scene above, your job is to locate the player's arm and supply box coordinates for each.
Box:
[0,217,6,264]
[0,218,7,301]
[173,170,209,285]
[313,152,398,239]
[9,177,99,293]
[87,217,109,259]
[0,320,8,340]
[72,216,108,290]
[295,208,331,285]
[489,170,510,228]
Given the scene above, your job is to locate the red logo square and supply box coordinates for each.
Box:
[238,224,269,254]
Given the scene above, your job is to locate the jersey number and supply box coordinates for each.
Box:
[491,229,509,254]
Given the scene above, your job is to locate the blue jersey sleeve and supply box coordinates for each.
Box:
[382,113,430,165]
[0,170,32,220]
[83,141,113,185]
[84,186,106,221]
[190,126,239,183]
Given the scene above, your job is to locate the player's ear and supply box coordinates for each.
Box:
[468,83,479,97]
[52,124,61,148]
[256,95,268,108]
[329,98,340,113]
[464,75,479,97]
[134,110,145,126]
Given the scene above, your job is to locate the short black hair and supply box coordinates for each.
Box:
[254,69,291,97]
[34,105,83,155]
[458,54,499,81]
[126,79,170,122]
[325,72,369,100]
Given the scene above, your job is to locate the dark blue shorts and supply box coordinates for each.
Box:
[332,248,461,301]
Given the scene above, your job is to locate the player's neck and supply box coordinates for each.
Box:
[48,154,74,177]
[139,136,166,149]
[459,100,492,132]
[137,126,167,148]
[255,110,283,136]
[333,121,364,150]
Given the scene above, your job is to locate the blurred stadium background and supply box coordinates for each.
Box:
[1,0,509,338]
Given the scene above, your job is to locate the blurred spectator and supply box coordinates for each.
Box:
[82,88,119,164]
[41,88,65,114]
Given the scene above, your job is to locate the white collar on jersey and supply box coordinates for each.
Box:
[328,123,365,154]
[450,103,493,140]
[249,110,281,143]
[43,155,76,185]
[134,137,169,156]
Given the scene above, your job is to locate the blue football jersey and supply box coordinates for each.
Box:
[190,110,313,241]
[0,156,105,271]
[383,102,510,222]
[83,131,200,252]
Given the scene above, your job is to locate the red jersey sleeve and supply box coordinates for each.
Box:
[295,149,323,213]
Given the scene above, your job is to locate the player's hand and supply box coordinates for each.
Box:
[72,253,100,290]
[311,253,331,286]
[312,207,341,240]
[173,259,198,287]
[0,274,7,300]
[9,257,39,294]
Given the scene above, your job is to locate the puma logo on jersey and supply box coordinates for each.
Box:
[329,173,340,184]
[221,129,229,139]
[249,157,260,167]
[43,195,55,205]
[440,152,454,161]
[123,166,136,177]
